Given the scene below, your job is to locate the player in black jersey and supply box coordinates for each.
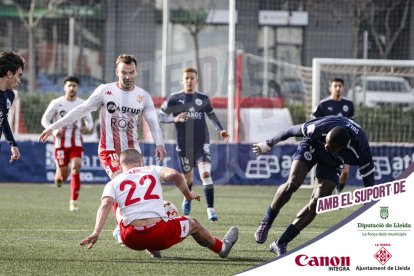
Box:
[0,51,25,163]
[312,78,354,192]
[252,116,375,256]
[160,68,229,221]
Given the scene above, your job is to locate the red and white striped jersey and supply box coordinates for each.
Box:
[49,82,164,154]
[41,96,93,148]
[102,165,168,225]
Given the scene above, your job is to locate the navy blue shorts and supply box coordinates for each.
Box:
[176,143,211,173]
[294,138,343,184]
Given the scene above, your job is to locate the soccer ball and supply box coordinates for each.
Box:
[163,200,178,218]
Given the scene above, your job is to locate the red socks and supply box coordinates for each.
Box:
[70,173,80,201]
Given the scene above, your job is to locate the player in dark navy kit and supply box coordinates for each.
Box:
[312,78,354,192]
[159,67,229,221]
[252,116,375,256]
[312,78,354,118]
[0,51,25,163]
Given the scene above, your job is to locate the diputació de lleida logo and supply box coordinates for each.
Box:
[380,206,389,219]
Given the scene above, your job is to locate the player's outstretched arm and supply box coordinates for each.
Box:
[38,128,53,142]
[159,167,200,201]
[80,196,113,249]
[252,141,272,155]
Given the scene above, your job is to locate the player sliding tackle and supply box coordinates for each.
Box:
[251,116,376,256]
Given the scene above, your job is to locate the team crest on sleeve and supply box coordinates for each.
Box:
[195,99,202,106]
[137,95,143,103]
[304,151,313,161]
[306,124,316,135]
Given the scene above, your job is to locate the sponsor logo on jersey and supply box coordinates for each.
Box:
[178,99,185,104]
[105,90,113,95]
[187,107,202,119]
[107,101,141,115]
[59,110,67,117]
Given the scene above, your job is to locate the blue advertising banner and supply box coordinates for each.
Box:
[0,142,413,185]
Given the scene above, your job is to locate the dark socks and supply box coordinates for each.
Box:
[262,206,279,224]
[203,185,214,208]
[278,224,300,244]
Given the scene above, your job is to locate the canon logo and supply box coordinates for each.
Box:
[295,254,350,267]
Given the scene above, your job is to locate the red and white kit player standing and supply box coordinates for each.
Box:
[39,54,167,180]
[41,75,93,211]
[80,149,238,258]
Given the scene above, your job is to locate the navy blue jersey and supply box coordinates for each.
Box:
[267,116,375,186]
[0,90,17,147]
[160,91,224,149]
[312,97,354,118]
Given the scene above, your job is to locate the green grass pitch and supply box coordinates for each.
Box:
[0,183,361,275]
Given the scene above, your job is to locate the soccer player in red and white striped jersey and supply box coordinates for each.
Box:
[41,75,94,211]
[39,54,166,180]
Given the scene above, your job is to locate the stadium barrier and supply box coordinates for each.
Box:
[0,142,412,185]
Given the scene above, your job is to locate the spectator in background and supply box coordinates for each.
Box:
[41,76,94,211]
[80,149,239,259]
[0,51,25,163]
[312,78,354,192]
[159,67,230,222]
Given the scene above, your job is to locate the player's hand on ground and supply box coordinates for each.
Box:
[80,233,99,249]
[155,145,167,162]
[39,128,53,142]
[10,146,20,163]
[220,130,230,142]
[252,141,271,155]
[174,112,188,123]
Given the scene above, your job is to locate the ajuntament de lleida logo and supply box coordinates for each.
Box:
[380,206,389,219]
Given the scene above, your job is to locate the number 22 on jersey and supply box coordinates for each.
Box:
[120,175,160,206]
